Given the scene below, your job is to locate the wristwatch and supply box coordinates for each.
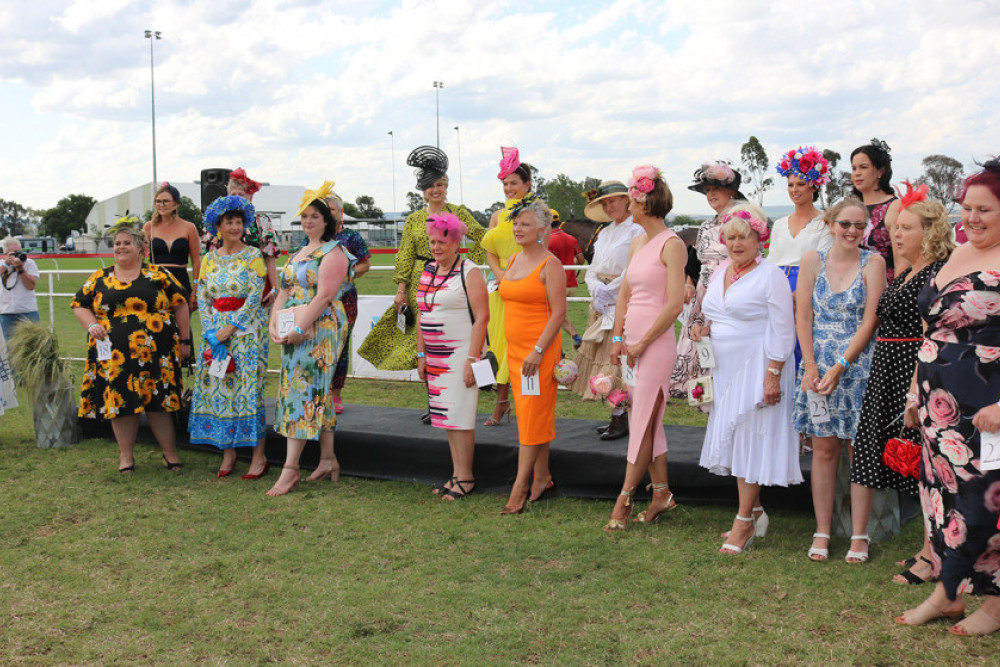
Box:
[767,368,781,376]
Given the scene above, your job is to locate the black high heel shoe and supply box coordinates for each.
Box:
[162,455,183,472]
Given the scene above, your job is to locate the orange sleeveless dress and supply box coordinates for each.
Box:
[498,253,559,446]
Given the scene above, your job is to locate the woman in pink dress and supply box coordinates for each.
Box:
[604,166,687,531]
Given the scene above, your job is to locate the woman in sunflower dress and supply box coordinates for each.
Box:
[188,196,269,479]
[267,185,353,496]
[72,222,191,473]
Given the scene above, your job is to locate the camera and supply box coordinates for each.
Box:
[11,251,27,263]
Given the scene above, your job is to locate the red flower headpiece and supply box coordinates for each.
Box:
[229,167,262,196]
[896,180,928,211]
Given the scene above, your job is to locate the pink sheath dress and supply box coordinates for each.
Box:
[623,230,679,463]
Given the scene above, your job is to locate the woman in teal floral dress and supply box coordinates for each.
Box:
[267,182,353,496]
[188,196,270,479]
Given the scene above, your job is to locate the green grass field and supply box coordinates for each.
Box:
[2,256,994,663]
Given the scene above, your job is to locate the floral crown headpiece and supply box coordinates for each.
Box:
[228,168,261,196]
[627,165,662,203]
[296,180,336,217]
[204,195,256,236]
[896,180,929,211]
[718,209,770,243]
[108,213,141,237]
[426,213,468,240]
[775,146,831,187]
[498,146,521,180]
[508,192,540,220]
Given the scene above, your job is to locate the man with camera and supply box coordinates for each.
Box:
[1,239,40,339]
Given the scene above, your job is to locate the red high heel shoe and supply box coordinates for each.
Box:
[241,461,270,480]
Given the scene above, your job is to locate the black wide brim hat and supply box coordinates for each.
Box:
[688,162,746,200]
[407,146,449,191]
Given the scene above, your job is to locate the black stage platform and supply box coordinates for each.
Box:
[101,399,814,508]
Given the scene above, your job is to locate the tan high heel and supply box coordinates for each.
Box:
[266,466,300,496]
[308,459,340,482]
[500,485,529,515]
[484,400,511,426]
[604,488,635,532]
[634,482,676,524]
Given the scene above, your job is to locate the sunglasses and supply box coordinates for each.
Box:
[835,221,867,231]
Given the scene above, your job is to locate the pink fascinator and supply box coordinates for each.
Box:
[719,208,770,244]
[896,180,929,211]
[426,213,468,241]
[498,147,521,180]
[627,165,662,203]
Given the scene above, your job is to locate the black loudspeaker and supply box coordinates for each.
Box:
[200,168,231,211]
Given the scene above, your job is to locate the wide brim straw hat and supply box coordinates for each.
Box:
[583,180,629,222]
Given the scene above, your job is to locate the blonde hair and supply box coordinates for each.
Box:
[111,224,148,252]
[903,199,956,263]
[720,201,768,240]
[823,196,866,227]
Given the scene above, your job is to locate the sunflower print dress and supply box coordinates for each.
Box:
[72,264,188,419]
[274,240,351,439]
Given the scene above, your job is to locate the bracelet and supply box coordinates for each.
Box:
[416,352,426,359]
[468,356,479,361]
[838,356,849,370]
[906,392,918,403]
[612,336,623,343]
[803,360,817,366]
[293,326,306,335]
[767,367,781,376]
[533,345,544,355]
[180,338,192,345]
[87,322,100,331]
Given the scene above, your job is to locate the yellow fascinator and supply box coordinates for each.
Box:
[296,180,336,217]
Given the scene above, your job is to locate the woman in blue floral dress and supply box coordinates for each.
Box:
[267,182,353,496]
[896,161,1000,635]
[793,197,886,562]
[188,196,269,479]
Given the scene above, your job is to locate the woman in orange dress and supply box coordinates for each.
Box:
[497,199,567,514]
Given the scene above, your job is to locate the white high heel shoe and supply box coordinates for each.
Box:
[721,506,769,538]
[719,514,756,555]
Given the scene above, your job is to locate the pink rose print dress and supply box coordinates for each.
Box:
[916,268,1000,600]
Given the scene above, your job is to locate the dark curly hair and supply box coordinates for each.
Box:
[850,138,894,197]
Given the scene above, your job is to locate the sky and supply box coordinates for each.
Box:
[1,0,998,216]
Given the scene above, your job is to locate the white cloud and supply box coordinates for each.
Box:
[0,0,998,214]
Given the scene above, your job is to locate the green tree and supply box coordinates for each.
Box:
[40,194,96,240]
[485,201,504,218]
[820,149,845,208]
[405,191,424,214]
[670,214,701,227]
[468,210,489,226]
[342,201,362,219]
[541,174,602,219]
[740,136,773,205]
[355,195,384,220]
[0,198,36,237]
[918,154,964,212]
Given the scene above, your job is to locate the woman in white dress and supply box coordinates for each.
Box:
[770,146,834,294]
[691,202,802,554]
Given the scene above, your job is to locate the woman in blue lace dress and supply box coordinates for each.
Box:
[793,197,886,562]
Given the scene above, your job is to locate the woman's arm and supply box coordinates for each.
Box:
[186,221,202,281]
[610,236,643,365]
[816,254,886,394]
[269,288,291,344]
[214,255,266,343]
[464,267,490,387]
[73,307,107,341]
[520,256,568,377]
[486,250,504,284]
[415,308,427,381]
[287,248,349,345]
[173,300,191,358]
[795,251,821,392]
[393,215,417,309]
[625,238,686,368]
[354,256,372,278]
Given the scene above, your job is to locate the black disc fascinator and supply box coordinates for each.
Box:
[407,146,449,191]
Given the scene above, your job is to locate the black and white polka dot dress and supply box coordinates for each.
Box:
[850,261,943,493]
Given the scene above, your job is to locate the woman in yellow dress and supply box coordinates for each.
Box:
[482,147,536,426]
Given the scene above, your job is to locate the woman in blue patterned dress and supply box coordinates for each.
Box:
[793,197,886,561]
[188,196,269,479]
[267,182,353,496]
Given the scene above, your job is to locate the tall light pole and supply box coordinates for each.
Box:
[387,131,397,220]
[144,29,161,187]
[453,126,464,203]
[432,81,443,148]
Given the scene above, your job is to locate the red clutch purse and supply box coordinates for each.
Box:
[883,436,921,479]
